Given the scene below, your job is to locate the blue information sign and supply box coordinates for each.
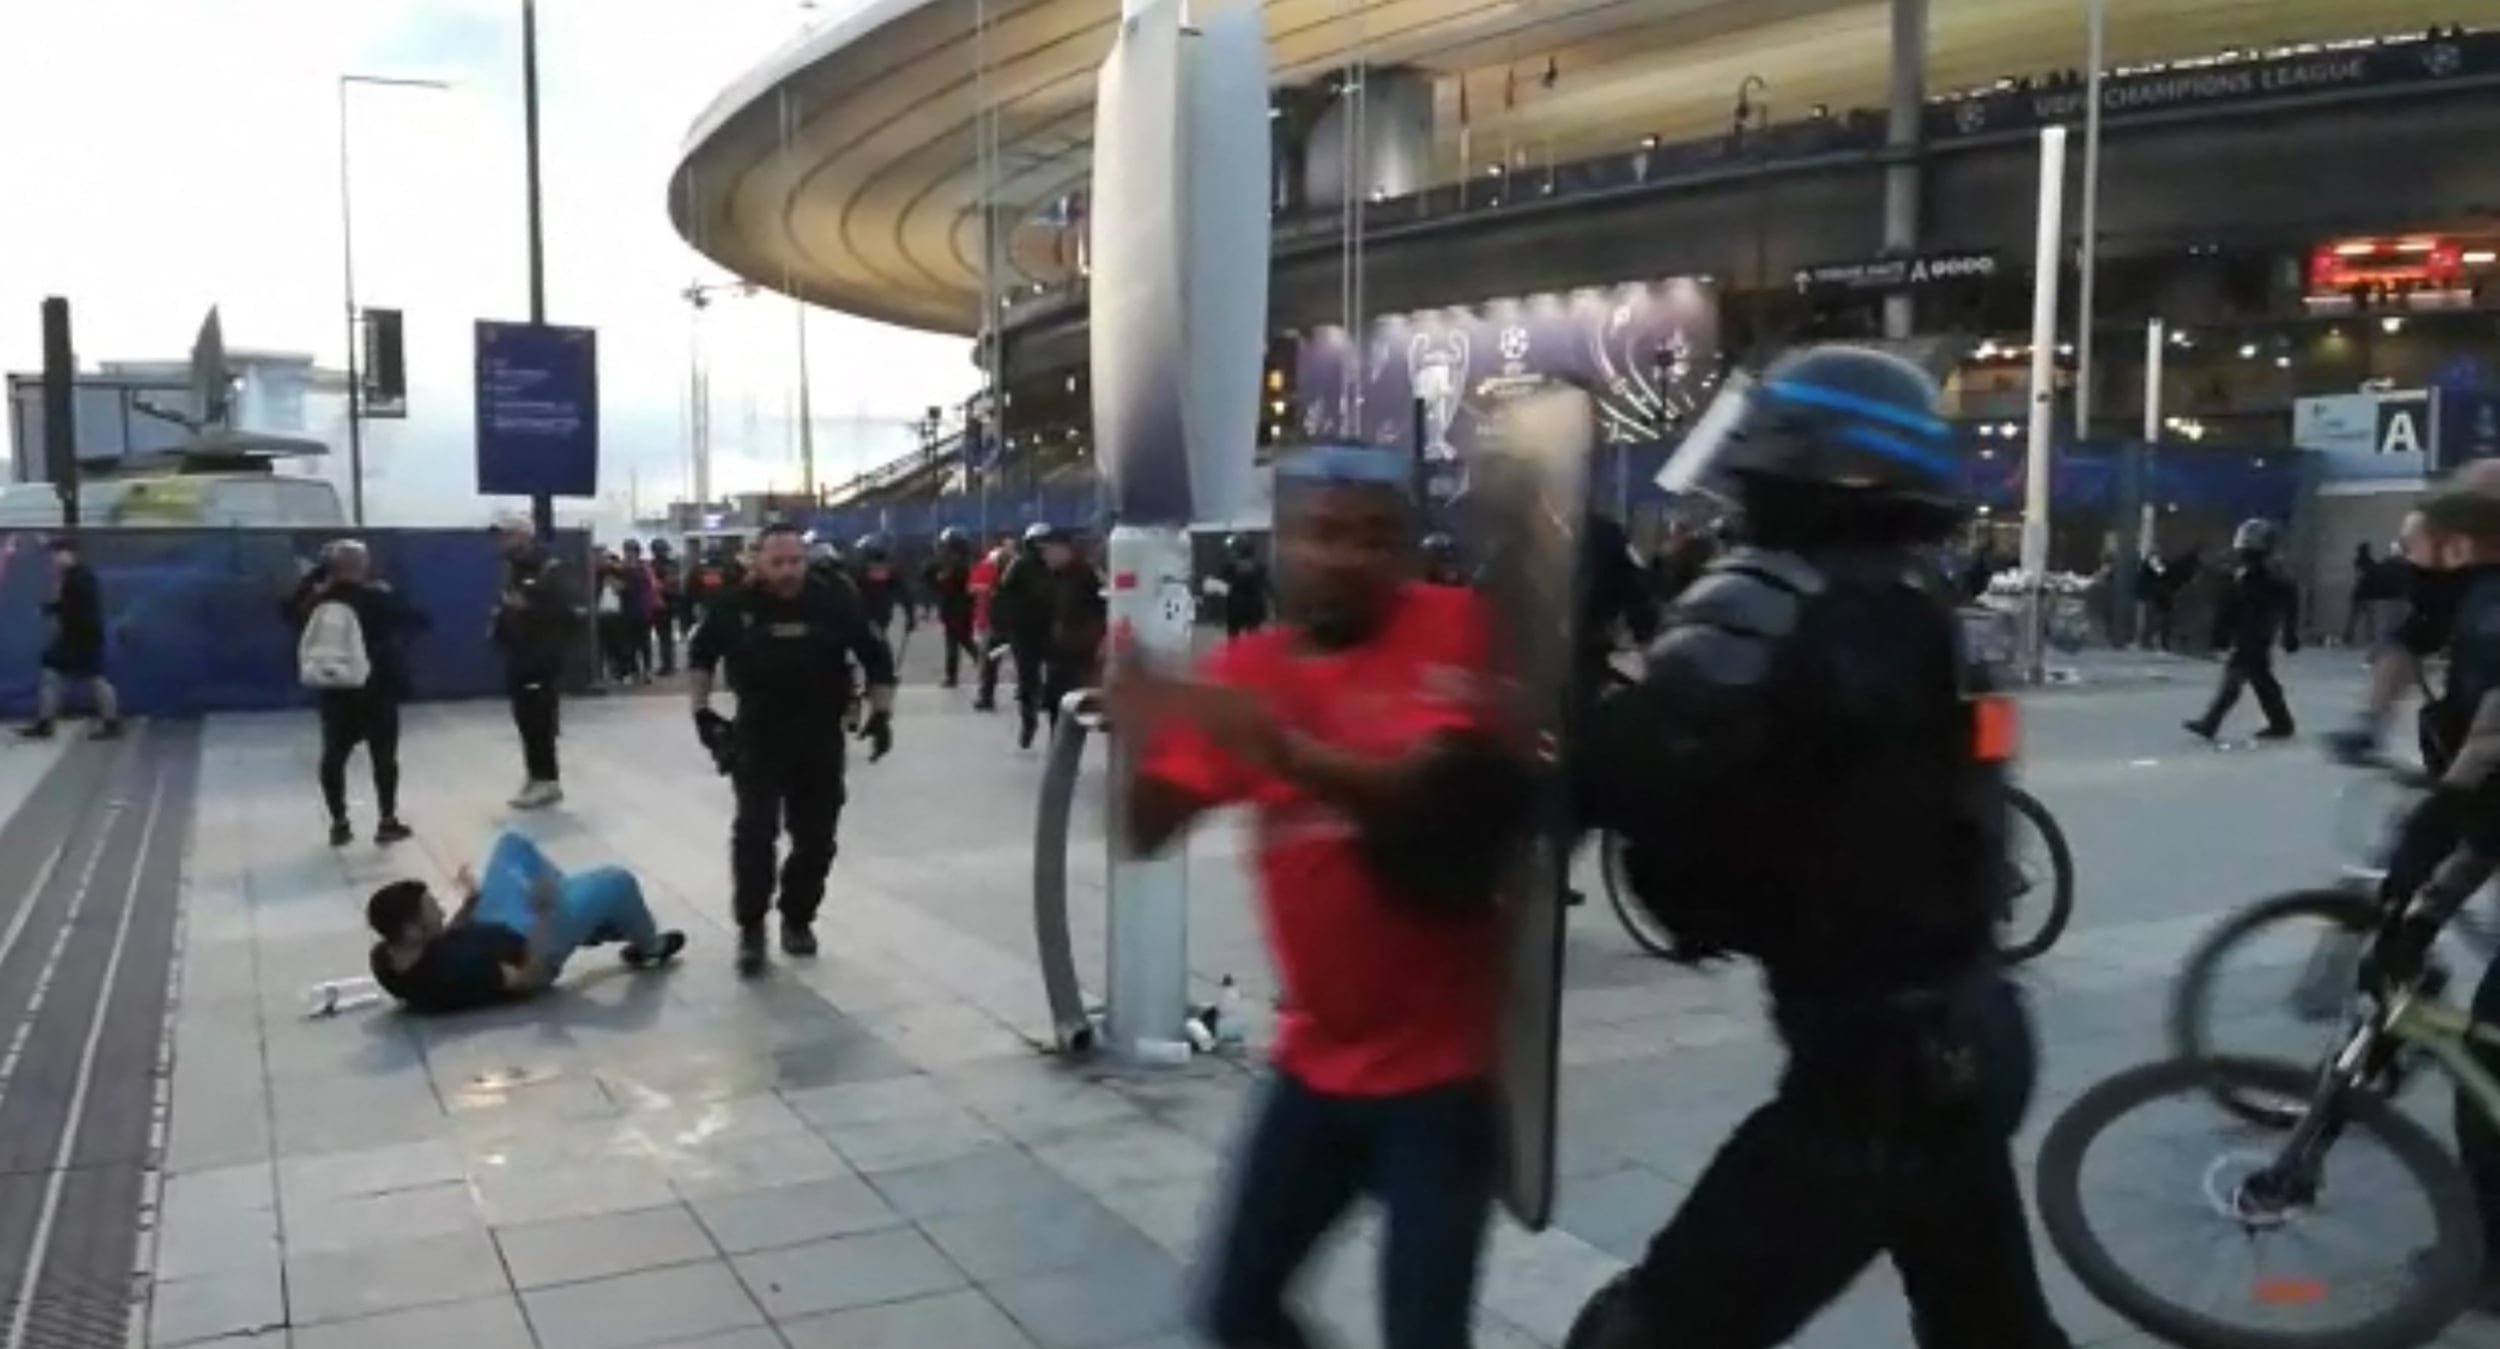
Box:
[474,321,599,498]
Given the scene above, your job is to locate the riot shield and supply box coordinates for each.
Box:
[1458,381,1592,1229]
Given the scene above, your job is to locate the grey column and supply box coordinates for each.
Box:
[1882,0,1926,339]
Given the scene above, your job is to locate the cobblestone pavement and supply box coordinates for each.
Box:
[132,651,2500,1348]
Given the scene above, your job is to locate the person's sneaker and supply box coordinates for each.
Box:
[16,721,53,741]
[2256,725,2297,741]
[2182,720,2216,742]
[328,819,353,847]
[89,719,123,741]
[1018,716,1038,750]
[735,926,768,977]
[510,781,562,810]
[373,818,412,845]
[780,922,819,958]
[972,695,995,712]
[622,930,687,970]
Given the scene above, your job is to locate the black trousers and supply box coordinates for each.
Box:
[1009,638,1047,734]
[730,740,847,930]
[939,615,978,685]
[1598,1007,2068,1349]
[1224,610,1266,640]
[652,612,677,674]
[316,690,401,823]
[507,678,561,782]
[2196,655,2294,734]
[1197,1073,1495,1349]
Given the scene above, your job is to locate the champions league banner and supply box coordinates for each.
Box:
[1292,279,1720,481]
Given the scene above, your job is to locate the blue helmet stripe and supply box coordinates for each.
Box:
[1762,378,1952,439]
[1835,424,1960,478]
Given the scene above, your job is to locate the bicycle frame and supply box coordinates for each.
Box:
[2389,990,2500,1121]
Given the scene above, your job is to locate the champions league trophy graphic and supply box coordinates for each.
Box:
[1409,328,1472,464]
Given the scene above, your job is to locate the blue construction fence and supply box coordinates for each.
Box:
[795,435,2307,547]
[0,526,593,719]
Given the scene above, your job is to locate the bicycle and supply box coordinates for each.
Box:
[1596,783,2074,964]
[2035,948,2495,1348]
[2167,758,2500,1129]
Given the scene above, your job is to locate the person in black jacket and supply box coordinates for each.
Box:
[20,536,121,741]
[992,523,1058,746]
[489,515,579,809]
[690,524,899,975]
[1217,533,1272,638]
[288,540,429,846]
[2185,518,2300,743]
[925,527,981,687]
[1037,530,1107,744]
[850,534,914,658]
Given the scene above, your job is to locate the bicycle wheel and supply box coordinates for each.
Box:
[1996,786,2076,965]
[1599,831,1677,959]
[2168,890,2378,1130]
[2036,1056,2482,1349]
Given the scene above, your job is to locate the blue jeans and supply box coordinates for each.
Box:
[1196,1071,1496,1349]
[469,832,659,977]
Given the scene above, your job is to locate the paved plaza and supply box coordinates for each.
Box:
[38,649,2500,1348]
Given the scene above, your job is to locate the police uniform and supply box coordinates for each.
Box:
[926,528,981,686]
[2185,518,2300,742]
[688,575,896,970]
[1567,347,2069,1349]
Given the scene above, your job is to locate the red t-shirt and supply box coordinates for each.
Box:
[969,554,1001,633]
[1139,582,1504,1097]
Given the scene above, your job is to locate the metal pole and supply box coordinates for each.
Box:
[2141,316,2164,543]
[336,77,367,526]
[521,0,554,539]
[794,302,816,496]
[2020,126,2069,685]
[2072,0,2105,440]
[1881,0,1927,340]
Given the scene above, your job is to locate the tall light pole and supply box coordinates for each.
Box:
[683,280,757,512]
[2072,0,2107,440]
[2021,126,2070,685]
[521,0,553,539]
[337,73,450,526]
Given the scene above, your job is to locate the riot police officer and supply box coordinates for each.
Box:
[850,534,914,656]
[925,527,981,687]
[688,523,899,976]
[1566,346,2069,1349]
[2184,517,2300,743]
[991,522,1059,747]
[1216,533,1271,638]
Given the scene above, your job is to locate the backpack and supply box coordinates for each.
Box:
[298,599,371,690]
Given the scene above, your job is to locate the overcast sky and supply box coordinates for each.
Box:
[0,0,975,528]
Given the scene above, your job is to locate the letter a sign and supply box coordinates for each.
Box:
[2375,396,2432,457]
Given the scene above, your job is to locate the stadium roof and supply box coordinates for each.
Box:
[670,0,2460,335]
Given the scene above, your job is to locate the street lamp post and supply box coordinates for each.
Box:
[337,73,450,526]
[521,0,553,539]
[2073,0,2108,440]
[1734,75,1771,354]
[682,279,757,513]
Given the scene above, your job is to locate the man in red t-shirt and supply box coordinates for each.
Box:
[1110,445,1532,1349]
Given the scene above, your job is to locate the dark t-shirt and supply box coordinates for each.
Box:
[370,923,528,1014]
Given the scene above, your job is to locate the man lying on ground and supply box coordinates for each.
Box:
[366,832,686,1014]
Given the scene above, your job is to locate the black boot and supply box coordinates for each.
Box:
[780,920,818,958]
[328,819,353,847]
[736,926,768,977]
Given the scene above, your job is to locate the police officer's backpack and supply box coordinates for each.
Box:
[298,600,371,691]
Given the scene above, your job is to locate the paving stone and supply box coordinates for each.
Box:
[689,1174,904,1253]
[984,1244,1191,1349]
[780,1288,1040,1349]
[729,1226,965,1321]
[495,1203,718,1289]
[866,1145,1095,1223]
[290,1293,536,1349]
[919,1191,1168,1282]
[519,1260,767,1349]
[284,1227,510,1326]
[147,1263,285,1347]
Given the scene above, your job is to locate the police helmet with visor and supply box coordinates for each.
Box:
[1656,345,1964,529]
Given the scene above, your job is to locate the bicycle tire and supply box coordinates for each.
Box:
[2036,1055,2481,1349]
[1599,830,1677,960]
[1997,786,2076,966]
[2168,890,2379,1130]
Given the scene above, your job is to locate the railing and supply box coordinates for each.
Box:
[997,27,2498,330]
